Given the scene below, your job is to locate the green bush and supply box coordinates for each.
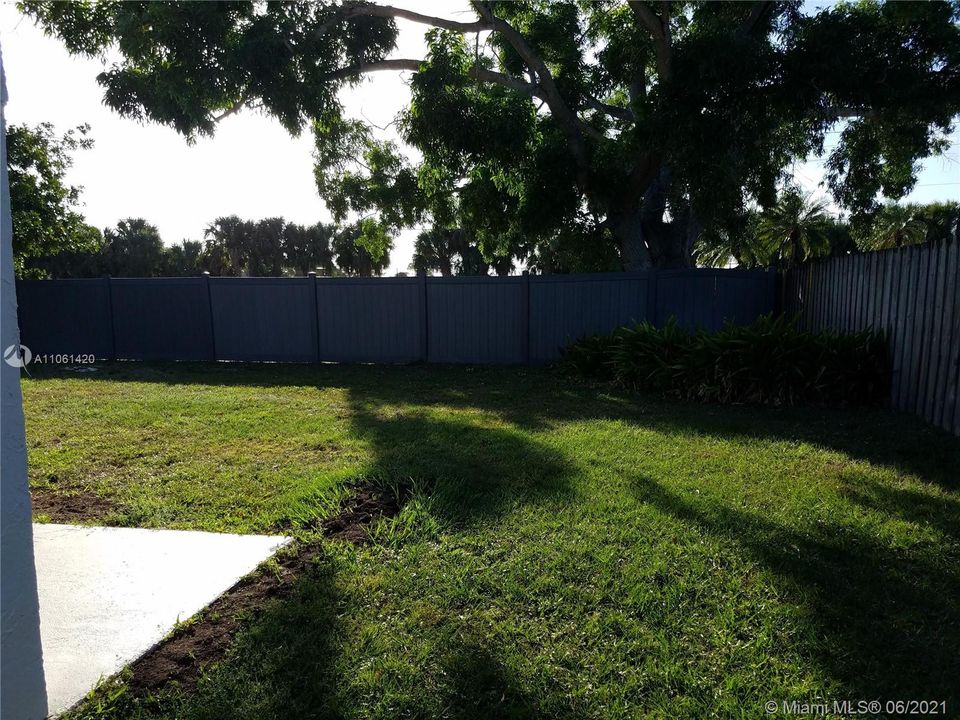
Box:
[562,315,890,406]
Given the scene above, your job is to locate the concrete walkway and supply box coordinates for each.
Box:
[33,524,289,716]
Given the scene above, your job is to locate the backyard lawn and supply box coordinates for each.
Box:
[23,362,960,719]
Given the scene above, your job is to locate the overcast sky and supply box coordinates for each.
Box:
[1,1,957,275]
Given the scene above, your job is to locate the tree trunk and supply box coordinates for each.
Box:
[609,208,653,271]
[608,166,698,271]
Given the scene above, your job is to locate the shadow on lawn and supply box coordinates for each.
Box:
[124,559,571,720]
[631,475,960,706]
[338,398,576,528]
[35,361,959,489]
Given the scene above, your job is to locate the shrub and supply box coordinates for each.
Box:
[562,315,890,406]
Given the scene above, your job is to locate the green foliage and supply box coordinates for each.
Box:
[563,315,890,406]
[159,240,204,277]
[332,220,391,277]
[854,200,960,251]
[283,222,335,276]
[201,216,338,277]
[754,188,833,269]
[203,215,255,276]
[411,227,509,276]
[21,1,960,269]
[20,1,397,137]
[246,217,286,277]
[6,122,101,278]
[694,194,958,269]
[102,218,166,277]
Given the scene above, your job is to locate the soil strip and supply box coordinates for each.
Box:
[113,480,411,697]
[31,487,116,524]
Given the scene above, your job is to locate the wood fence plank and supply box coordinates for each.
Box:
[941,242,960,434]
[854,253,866,330]
[920,242,946,422]
[891,246,914,410]
[910,244,934,415]
[902,245,925,412]
[932,241,957,427]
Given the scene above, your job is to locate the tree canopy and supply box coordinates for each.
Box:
[21,0,960,270]
[101,218,166,277]
[6,122,101,278]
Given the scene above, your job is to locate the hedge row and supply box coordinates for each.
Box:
[561,315,890,406]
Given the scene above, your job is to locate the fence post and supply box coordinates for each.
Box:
[309,272,320,363]
[105,275,116,361]
[523,270,531,365]
[203,272,217,362]
[420,272,429,363]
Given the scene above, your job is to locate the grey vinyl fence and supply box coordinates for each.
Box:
[783,240,960,436]
[16,269,774,366]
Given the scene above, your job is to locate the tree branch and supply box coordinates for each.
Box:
[737,1,786,37]
[584,95,635,123]
[324,58,547,101]
[473,2,593,184]
[628,1,672,82]
[334,4,492,33]
[323,3,602,192]
[213,94,250,123]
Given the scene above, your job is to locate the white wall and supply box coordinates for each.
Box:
[0,40,48,720]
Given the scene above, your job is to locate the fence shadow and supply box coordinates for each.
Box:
[630,475,960,706]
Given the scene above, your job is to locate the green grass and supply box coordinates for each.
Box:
[22,362,960,719]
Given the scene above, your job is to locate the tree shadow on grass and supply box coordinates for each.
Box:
[169,555,346,720]
[339,391,576,528]
[838,473,960,541]
[441,644,577,720]
[112,560,573,720]
[630,475,960,706]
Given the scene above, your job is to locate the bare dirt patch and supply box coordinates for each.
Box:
[319,481,413,542]
[121,480,412,696]
[31,487,116,524]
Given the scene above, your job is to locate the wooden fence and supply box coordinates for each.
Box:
[15,269,775,366]
[783,240,960,436]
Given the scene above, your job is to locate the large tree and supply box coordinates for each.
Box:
[101,218,165,277]
[7,122,101,278]
[333,219,392,276]
[203,215,254,276]
[283,221,336,276]
[22,1,960,270]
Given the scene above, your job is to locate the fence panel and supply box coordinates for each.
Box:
[785,241,960,436]
[655,269,775,331]
[209,278,316,362]
[528,273,650,363]
[16,268,779,369]
[427,276,527,364]
[111,278,213,360]
[16,279,113,359]
[316,277,424,363]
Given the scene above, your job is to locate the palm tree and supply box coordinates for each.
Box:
[859,203,928,251]
[755,189,833,269]
[203,216,254,276]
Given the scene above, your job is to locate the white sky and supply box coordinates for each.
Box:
[1,1,957,275]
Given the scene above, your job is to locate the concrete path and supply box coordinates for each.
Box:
[33,524,289,716]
